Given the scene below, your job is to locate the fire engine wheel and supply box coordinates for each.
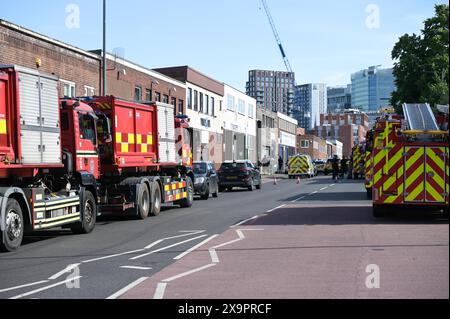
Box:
[179,177,194,208]
[0,198,24,252]
[71,191,96,234]
[137,184,151,219]
[372,204,388,218]
[150,183,162,217]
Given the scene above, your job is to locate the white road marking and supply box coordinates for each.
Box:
[330,184,336,187]
[153,282,167,299]
[48,263,81,280]
[309,191,318,195]
[9,276,82,299]
[82,249,146,263]
[174,235,219,260]
[291,196,306,203]
[162,264,216,282]
[120,266,152,270]
[145,230,205,249]
[130,235,208,260]
[209,229,264,263]
[230,215,259,228]
[320,187,328,191]
[266,204,286,213]
[106,277,148,299]
[0,280,49,293]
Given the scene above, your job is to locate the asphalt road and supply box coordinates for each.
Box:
[0,176,448,299]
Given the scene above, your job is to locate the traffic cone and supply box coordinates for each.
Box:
[297,176,301,185]
[273,175,278,185]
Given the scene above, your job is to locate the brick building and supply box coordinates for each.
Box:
[0,20,186,110]
[297,130,327,161]
[315,111,369,158]
[0,19,101,98]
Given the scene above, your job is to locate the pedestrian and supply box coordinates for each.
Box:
[332,155,340,182]
[278,156,283,173]
[340,157,348,179]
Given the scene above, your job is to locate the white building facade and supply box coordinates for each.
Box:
[223,84,257,163]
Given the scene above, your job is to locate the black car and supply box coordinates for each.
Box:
[193,161,219,200]
[218,161,262,192]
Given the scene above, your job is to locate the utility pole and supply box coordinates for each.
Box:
[102,0,107,95]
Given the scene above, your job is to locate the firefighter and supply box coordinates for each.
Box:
[331,155,340,182]
[340,157,349,179]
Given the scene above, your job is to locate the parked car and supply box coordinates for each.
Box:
[218,160,262,192]
[313,160,326,174]
[193,161,219,200]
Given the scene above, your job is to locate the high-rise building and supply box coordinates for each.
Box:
[246,70,295,115]
[327,84,352,113]
[292,83,327,131]
[351,66,396,112]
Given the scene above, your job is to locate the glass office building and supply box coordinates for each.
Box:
[351,66,396,112]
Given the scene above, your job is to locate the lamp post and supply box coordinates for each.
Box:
[102,0,107,95]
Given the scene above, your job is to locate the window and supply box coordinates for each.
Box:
[301,140,310,148]
[163,94,169,104]
[155,92,161,102]
[194,90,198,111]
[178,99,184,114]
[211,97,215,116]
[188,88,193,109]
[248,103,254,118]
[84,86,95,97]
[61,80,75,98]
[145,89,152,101]
[78,113,96,145]
[205,94,209,115]
[199,92,204,113]
[227,94,235,111]
[171,97,176,108]
[134,86,142,101]
[238,99,245,114]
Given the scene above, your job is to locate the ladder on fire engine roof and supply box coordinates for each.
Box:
[402,103,439,131]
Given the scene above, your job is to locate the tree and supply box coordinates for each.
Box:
[391,4,449,113]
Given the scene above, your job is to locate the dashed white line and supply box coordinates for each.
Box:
[291,196,306,203]
[173,235,219,260]
[230,216,259,228]
[82,249,145,264]
[48,263,81,280]
[120,266,152,270]
[9,276,82,299]
[0,280,49,293]
[153,283,167,299]
[162,264,216,283]
[320,187,328,191]
[309,191,318,195]
[106,277,148,299]
[130,235,208,260]
[266,204,286,213]
[145,230,206,249]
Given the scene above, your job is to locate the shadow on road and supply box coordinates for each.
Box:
[246,206,449,226]
[281,191,368,202]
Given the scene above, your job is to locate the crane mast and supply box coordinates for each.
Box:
[261,0,293,74]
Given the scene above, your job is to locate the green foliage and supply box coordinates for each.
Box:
[391,4,449,114]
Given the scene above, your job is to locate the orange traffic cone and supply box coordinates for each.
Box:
[297,176,301,185]
[273,176,278,185]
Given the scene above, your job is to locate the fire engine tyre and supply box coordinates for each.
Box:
[71,191,96,234]
[179,177,194,208]
[137,184,151,219]
[372,204,388,218]
[0,198,24,252]
[149,183,161,217]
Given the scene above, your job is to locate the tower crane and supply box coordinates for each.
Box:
[260,0,293,74]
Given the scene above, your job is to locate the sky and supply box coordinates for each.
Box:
[1,0,447,90]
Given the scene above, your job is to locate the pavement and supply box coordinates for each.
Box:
[0,176,447,299]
